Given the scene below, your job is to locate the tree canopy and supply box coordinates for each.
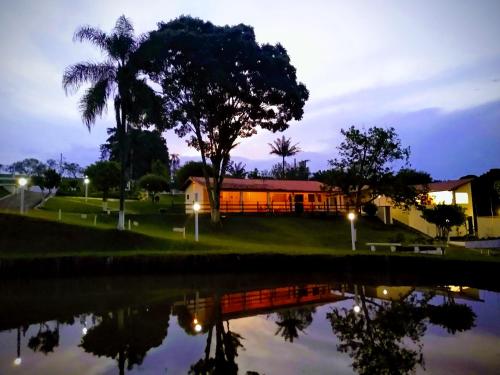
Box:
[138,16,309,223]
[100,127,170,181]
[326,126,412,210]
[84,161,120,201]
[421,204,466,239]
[269,136,301,178]
[138,173,169,202]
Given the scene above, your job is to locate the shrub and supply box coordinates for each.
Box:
[363,202,378,217]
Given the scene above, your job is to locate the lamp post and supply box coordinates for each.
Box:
[18,177,28,214]
[14,327,21,366]
[84,177,90,203]
[193,202,200,242]
[348,212,356,250]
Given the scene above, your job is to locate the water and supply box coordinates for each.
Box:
[0,274,499,374]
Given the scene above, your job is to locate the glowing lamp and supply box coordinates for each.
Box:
[18,177,28,187]
[84,177,90,185]
[383,289,388,295]
[347,212,355,221]
[194,323,202,332]
[353,305,361,313]
[14,357,22,366]
[193,202,201,212]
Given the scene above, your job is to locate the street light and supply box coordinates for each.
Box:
[348,212,356,250]
[14,327,22,366]
[18,177,28,214]
[193,202,201,242]
[84,177,90,203]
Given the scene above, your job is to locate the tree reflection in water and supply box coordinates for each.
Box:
[80,303,171,375]
[186,295,246,375]
[274,306,315,342]
[27,322,60,354]
[327,287,476,375]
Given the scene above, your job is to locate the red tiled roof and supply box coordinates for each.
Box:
[186,176,332,192]
[417,178,473,192]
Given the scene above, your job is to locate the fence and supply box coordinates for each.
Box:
[184,201,352,215]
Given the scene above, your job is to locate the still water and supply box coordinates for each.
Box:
[0,274,499,374]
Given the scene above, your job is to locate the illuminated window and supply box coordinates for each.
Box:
[455,192,469,204]
[429,191,453,205]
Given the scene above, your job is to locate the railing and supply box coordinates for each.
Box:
[184,201,353,214]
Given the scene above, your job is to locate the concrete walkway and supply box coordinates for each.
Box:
[0,190,45,211]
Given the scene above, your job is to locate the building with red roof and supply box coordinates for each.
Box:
[183,176,345,214]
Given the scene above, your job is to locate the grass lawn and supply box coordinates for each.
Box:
[0,196,497,262]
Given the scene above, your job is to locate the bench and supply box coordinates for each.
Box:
[410,244,446,255]
[366,242,402,252]
[173,227,186,239]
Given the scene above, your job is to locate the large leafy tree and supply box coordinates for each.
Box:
[138,16,309,224]
[100,127,170,180]
[269,136,301,178]
[63,15,166,230]
[84,161,120,204]
[327,126,411,211]
[421,204,466,239]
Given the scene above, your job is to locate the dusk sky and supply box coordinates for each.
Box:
[1,0,499,179]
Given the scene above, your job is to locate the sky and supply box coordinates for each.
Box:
[0,0,499,179]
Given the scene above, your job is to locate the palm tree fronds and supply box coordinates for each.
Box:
[62,62,115,94]
[73,26,108,51]
[79,78,111,130]
[114,15,134,38]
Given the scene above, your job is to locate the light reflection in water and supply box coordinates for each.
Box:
[0,277,498,375]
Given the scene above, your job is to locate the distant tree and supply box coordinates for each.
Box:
[63,15,166,230]
[46,159,59,171]
[100,127,170,180]
[381,168,432,210]
[169,154,181,180]
[138,174,169,202]
[85,161,120,203]
[226,161,247,178]
[44,168,62,194]
[32,174,46,193]
[327,126,411,211]
[275,159,310,180]
[421,204,466,239]
[247,168,260,179]
[62,162,83,178]
[175,161,213,189]
[470,169,500,216]
[139,16,309,224]
[8,158,46,175]
[269,136,301,178]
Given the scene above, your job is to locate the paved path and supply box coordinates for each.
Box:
[0,190,45,211]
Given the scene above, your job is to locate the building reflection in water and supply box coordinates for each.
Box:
[1,282,481,375]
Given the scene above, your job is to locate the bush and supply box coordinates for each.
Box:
[363,202,378,217]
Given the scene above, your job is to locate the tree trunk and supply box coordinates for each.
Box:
[116,102,126,230]
[282,156,286,179]
[211,181,221,225]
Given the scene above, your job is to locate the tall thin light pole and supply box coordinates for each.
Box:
[193,202,200,242]
[348,212,356,250]
[18,177,28,214]
[84,177,90,203]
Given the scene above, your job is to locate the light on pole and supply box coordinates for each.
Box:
[84,177,90,203]
[193,202,201,242]
[348,212,356,250]
[18,177,28,214]
[14,327,21,366]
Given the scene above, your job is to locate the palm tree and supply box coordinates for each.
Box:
[63,16,163,229]
[269,136,301,179]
